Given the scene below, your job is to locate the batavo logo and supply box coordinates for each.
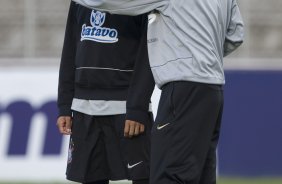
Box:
[81,10,118,43]
[0,100,63,156]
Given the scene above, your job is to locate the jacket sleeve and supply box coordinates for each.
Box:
[57,2,77,116]
[224,0,244,56]
[72,0,168,15]
[126,15,155,124]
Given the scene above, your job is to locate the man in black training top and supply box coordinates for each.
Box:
[56,2,155,184]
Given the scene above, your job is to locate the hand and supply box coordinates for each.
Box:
[124,120,145,138]
[57,116,72,135]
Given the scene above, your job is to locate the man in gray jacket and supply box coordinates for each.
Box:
[71,0,244,183]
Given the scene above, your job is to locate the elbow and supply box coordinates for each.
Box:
[223,40,243,57]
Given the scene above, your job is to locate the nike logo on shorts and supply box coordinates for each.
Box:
[127,161,143,169]
[157,123,170,130]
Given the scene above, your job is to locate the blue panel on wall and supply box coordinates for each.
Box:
[218,70,282,176]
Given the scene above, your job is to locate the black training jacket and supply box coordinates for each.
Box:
[57,2,155,124]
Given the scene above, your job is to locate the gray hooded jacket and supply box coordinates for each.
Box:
[72,0,244,87]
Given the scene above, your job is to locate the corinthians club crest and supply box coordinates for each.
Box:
[91,10,106,27]
[81,10,118,43]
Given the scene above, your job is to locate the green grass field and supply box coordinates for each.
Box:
[218,178,282,184]
[1,178,282,184]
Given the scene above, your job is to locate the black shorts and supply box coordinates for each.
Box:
[150,81,223,184]
[66,112,152,183]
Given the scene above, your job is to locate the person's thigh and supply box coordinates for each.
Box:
[150,81,223,184]
[66,111,110,183]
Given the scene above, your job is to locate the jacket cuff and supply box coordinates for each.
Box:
[58,106,72,117]
[126,109,150,125]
